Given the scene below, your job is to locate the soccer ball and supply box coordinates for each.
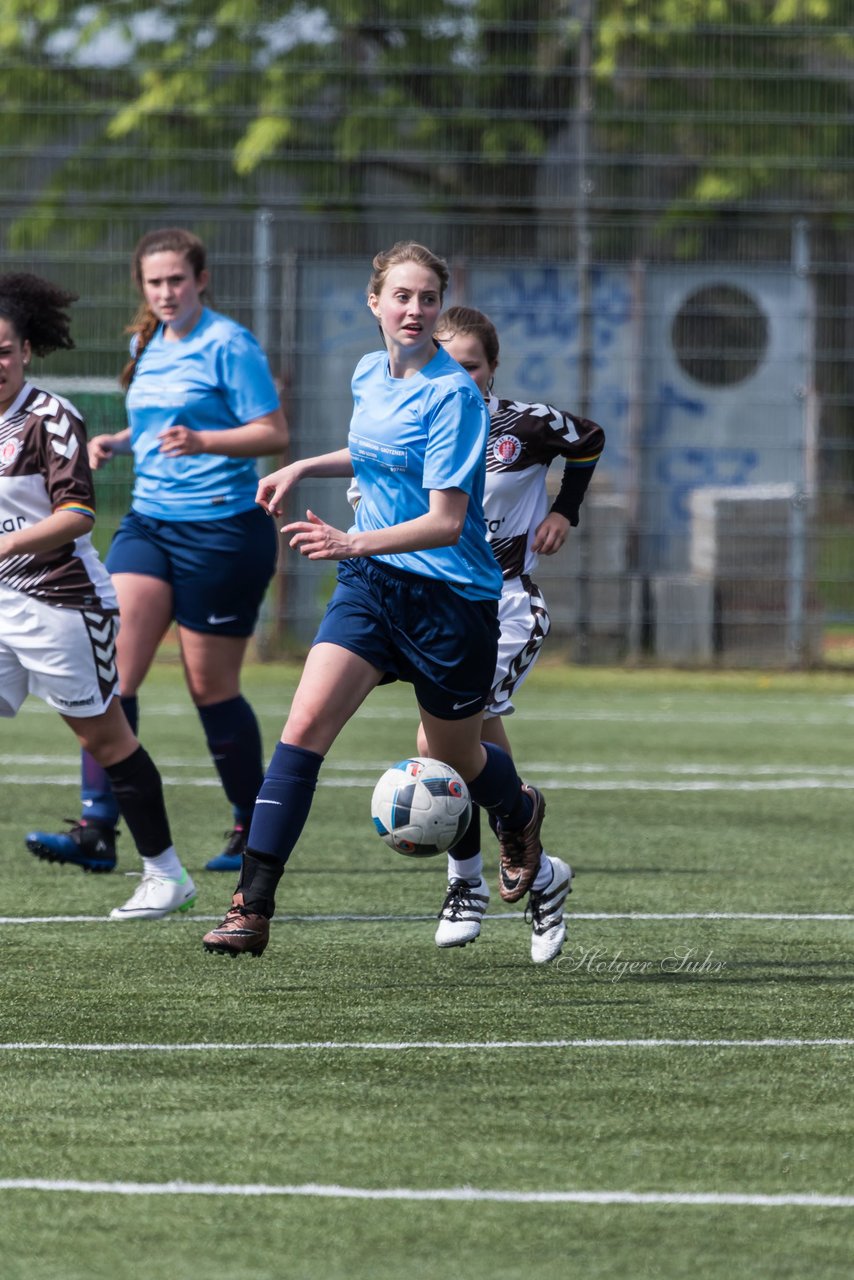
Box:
[371,757,472,858]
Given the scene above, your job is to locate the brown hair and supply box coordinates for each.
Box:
[367,241,450,302]
[120,228,208,389]
[435,304,500,369]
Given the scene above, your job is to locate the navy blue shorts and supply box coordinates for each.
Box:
[106,507,278,637]
[313,557,499,721]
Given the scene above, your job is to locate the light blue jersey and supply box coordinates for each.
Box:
[348,346,502,602]
[126,308,281,521]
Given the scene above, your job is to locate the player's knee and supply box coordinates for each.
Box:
[186,671,241,705]
[69,711,138,765]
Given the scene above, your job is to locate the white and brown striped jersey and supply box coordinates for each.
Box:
[485,396,605,580]
[0,382,117,611]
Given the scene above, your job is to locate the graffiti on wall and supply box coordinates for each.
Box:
[306,261,806,572]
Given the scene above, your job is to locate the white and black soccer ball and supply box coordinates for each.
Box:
[371,757,472,858]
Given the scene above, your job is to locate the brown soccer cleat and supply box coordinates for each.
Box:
[497,783,546,903]
[202,892,270,958]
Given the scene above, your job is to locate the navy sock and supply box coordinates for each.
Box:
[245,742,323,864]
[467,742,532,829]
[121,694,139,735]
[238,743,324,915]
[448,802,482,860]
[104,744,172,860]
[80,694,139,828]
[197,695,264,825]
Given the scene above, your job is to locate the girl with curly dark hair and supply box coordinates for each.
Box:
[0,272,196,919]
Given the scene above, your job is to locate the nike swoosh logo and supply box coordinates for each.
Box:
[452,697,481,711]
[207,614,239,625]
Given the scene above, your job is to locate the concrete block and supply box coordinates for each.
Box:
[652,575,715,664]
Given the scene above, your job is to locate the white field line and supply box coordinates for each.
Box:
[1,911,852,925]
[8,754,854,792]
[17,696,854,728]
[8,770,854,791]
[0,1179,851,1207]
[8,755,854,778]
[1,1038,852,1053]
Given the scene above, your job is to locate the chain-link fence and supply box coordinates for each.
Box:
[3,3,852,666]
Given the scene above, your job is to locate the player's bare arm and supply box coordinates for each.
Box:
[88,429,132,470]
[257,447,354,517]
[157,408,289,459]
[0,508,94,560]
[283,488,468,561]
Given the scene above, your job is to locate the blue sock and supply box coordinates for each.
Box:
[80,695,139,828]
[467,742,532,829]
[197,696,264,826]
[246,742,324,864]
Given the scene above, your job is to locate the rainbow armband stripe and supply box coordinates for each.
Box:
[55,502,96,520]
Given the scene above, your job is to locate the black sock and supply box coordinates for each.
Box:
[104,745,172,860]
[238,849,285,918]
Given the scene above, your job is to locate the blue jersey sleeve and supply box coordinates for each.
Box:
[216,328,281,425]
[422,384,490,496]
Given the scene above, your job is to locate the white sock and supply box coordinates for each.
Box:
[531,851,553,893]
[142,846,183,879]
[447,852,483,883]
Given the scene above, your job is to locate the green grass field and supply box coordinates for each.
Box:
[1,661,852,1279]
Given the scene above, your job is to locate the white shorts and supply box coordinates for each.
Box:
[486,575,550,719]
[0,583,119,720]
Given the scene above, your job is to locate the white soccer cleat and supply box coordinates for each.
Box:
[435,876,489,948]
[110,868,197,921]
[527,857,572,964]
